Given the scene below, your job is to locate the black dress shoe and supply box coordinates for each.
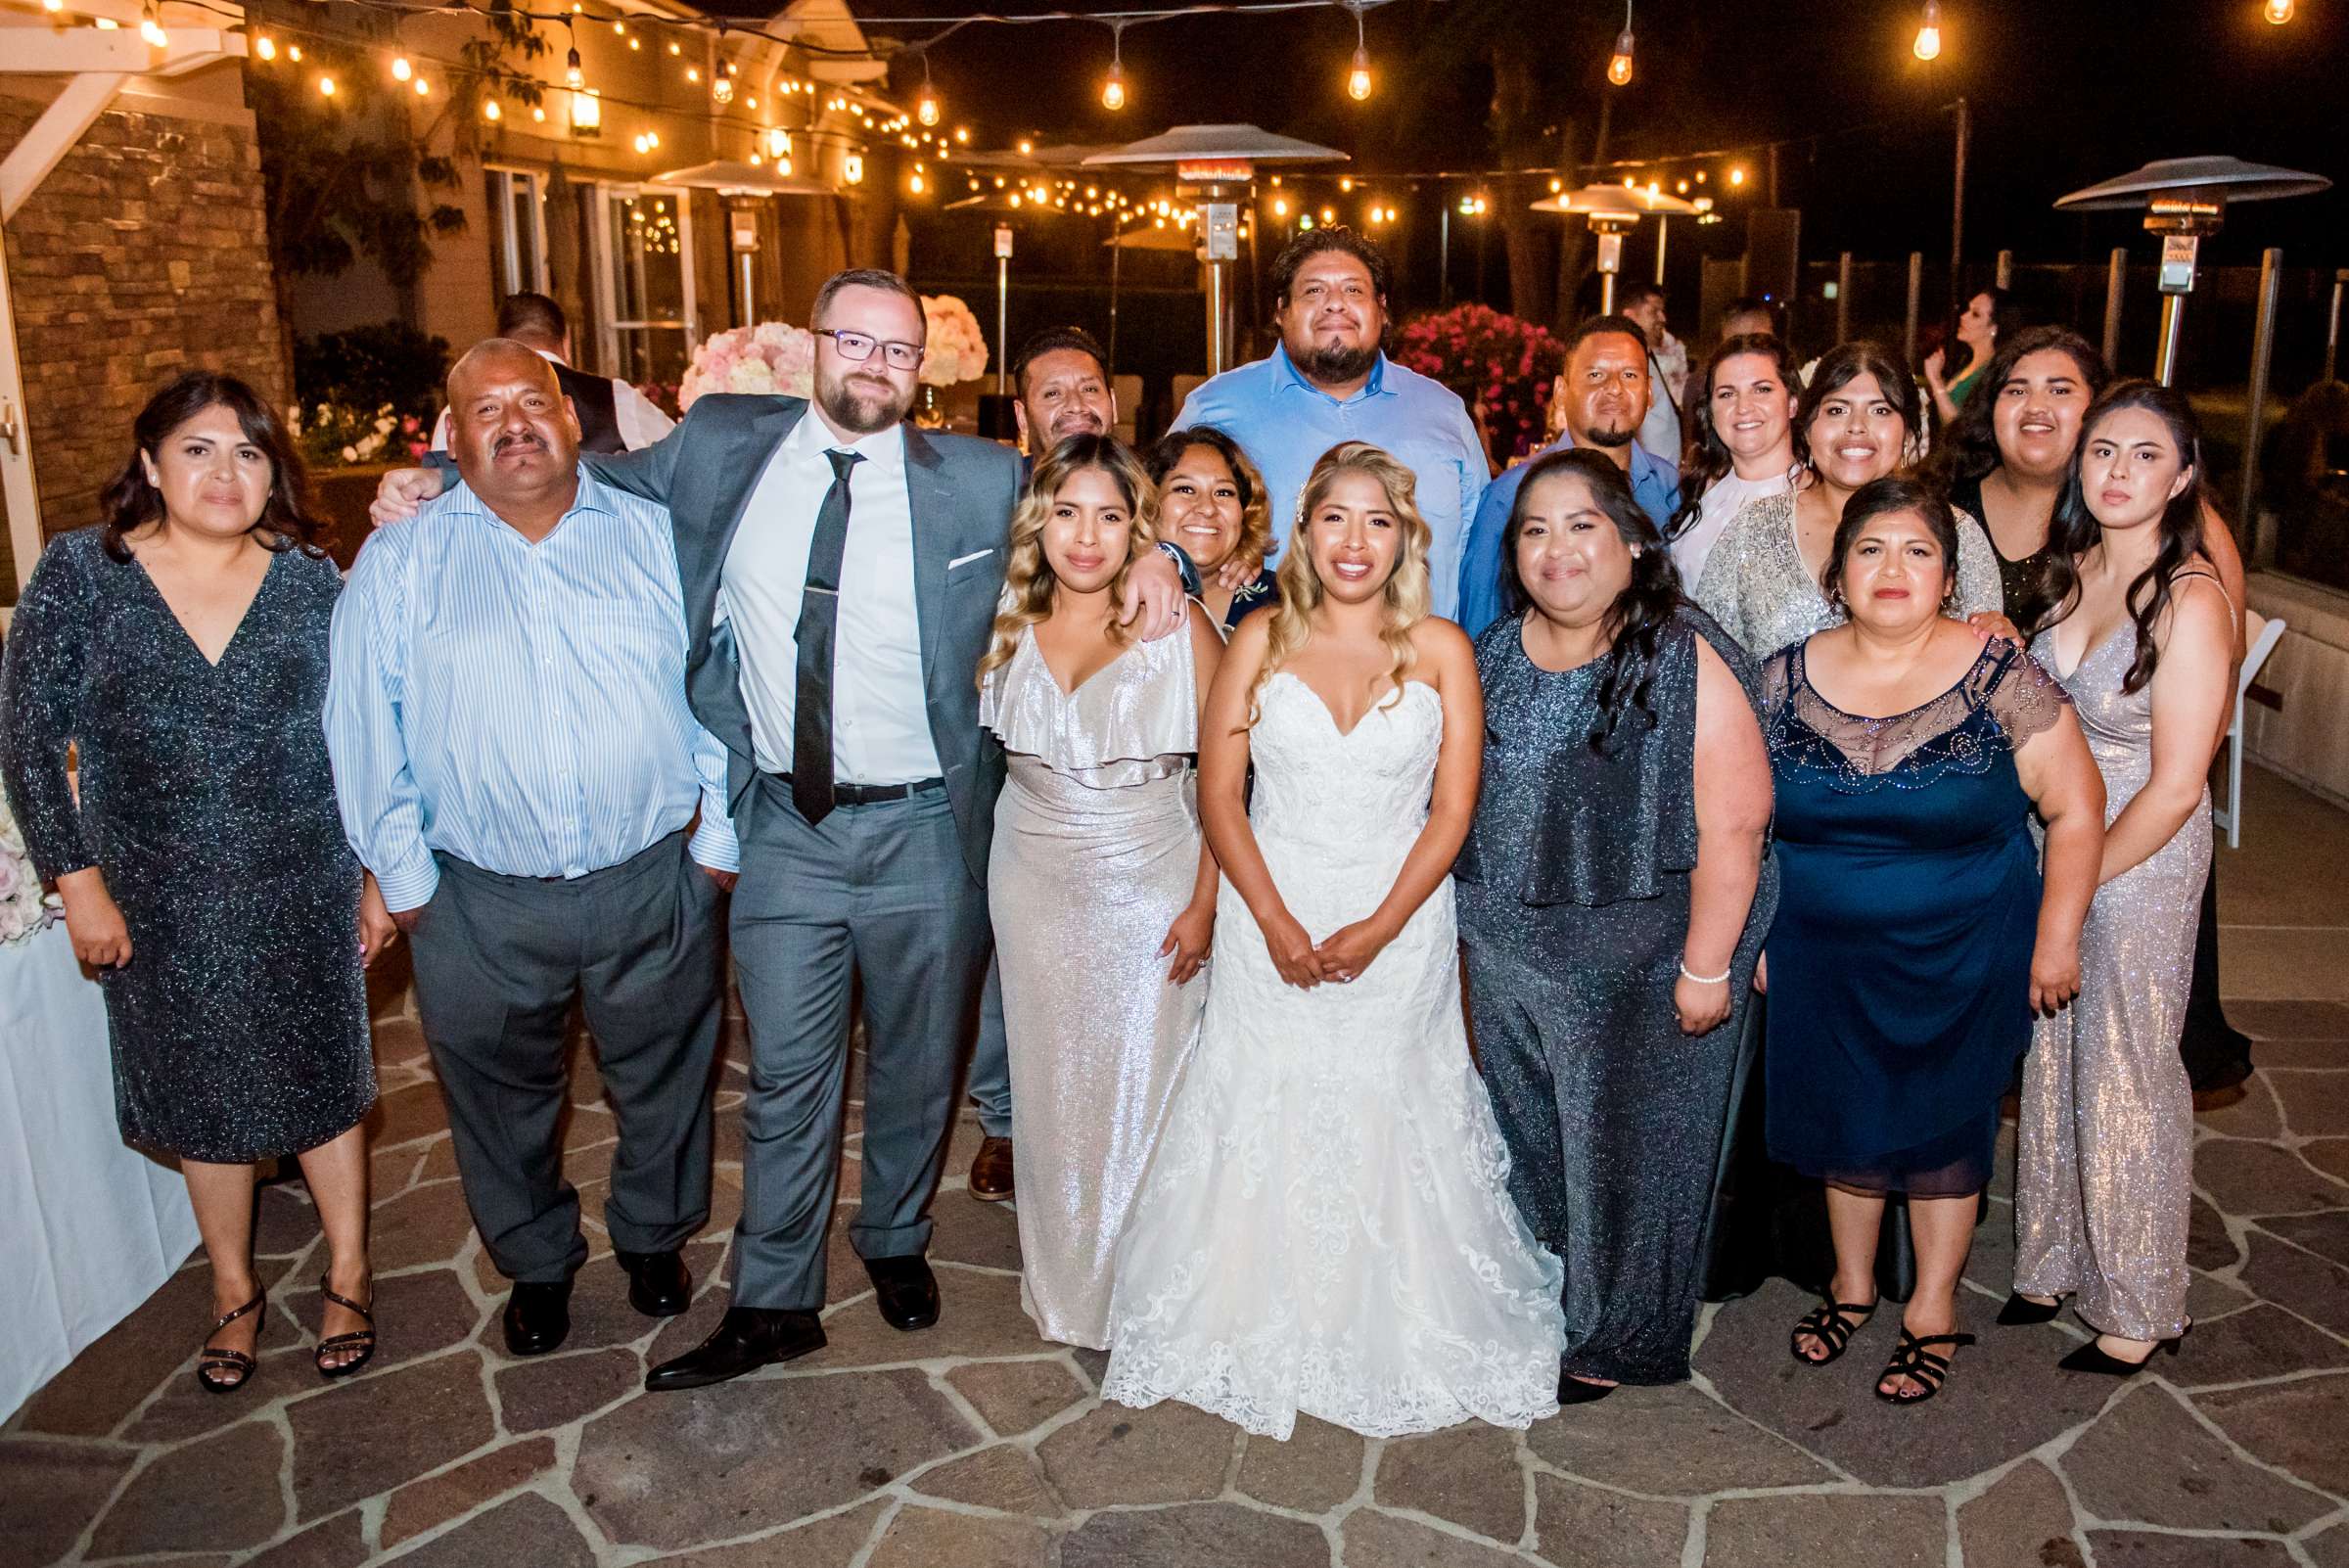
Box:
[502,1280,573,1357]
[864,1255,940,1331]
[644,1307,825,1392]
[615,1249,692,1317]
[1996,1292,2065,1326]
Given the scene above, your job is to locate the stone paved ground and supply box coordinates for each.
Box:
[7,763,2349,1568]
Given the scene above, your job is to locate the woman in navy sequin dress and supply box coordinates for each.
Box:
[1762,478,2102,1405]
[1,374,393,1392]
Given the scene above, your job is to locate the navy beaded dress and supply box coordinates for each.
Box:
[1457,604,1777,1385]
[1761,637,2063,1195]
[0,528,375,1163]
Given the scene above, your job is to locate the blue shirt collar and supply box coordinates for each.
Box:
[439,467,622,535]
[1546,429,1672,492]
[1268,342,1392,405]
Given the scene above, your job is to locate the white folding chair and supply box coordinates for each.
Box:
[2214,608,2287,849]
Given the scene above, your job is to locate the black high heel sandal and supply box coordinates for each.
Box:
[1875,1326,1975,1405]
[2056,1320,2191,1377]
[196,1292,265,1395]
[313,1274,377,1380]
[1996,1292,2064,1326]
[1789,1298,1875,1366]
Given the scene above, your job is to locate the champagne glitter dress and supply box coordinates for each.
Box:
[982,620,1205,1348]
[2014,605,2215,1342]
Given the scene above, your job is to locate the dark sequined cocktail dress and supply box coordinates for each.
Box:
[1,529,374,1162]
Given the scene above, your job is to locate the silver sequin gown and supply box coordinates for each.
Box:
[2014,617,2208,1341]
[1692,490,2006,661]
[981,621,1206,1348]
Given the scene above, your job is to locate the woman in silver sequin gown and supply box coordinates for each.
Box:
[2015,384,2236,1371]
[979,438,1222,1349]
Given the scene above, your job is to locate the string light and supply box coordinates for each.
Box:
[669,40,681,55]
[532,105,546,121]
[413,74,430,95]
[712,57,734,106]
[253,34,276,61]
[1343,0,1372,100]
[570,87,599,131]
[845,152,864,184]
[916,51,941,125]
[392,54,413,81]
[909,170,926,195]
[766,127,790,159]
[1606,0,1635,85]
[685,66,700,82]
[1912,0,1943,60]
[565,16,583,91]
[316,73,337,97]
[139,4,167,47]
[2264,0,2293,19]
[41,0,61,12]
[93,17,116,27]
[286,43,300,61]
[483,97,501,121]
[1101,23,1128,110]
[1729,165,1746,187]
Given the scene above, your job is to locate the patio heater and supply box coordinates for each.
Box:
[2053,156,2328,387]
[1533,185,1698,315]
[1086,125,1348,377]
[651,161,843,327]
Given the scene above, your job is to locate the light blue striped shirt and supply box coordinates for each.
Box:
[325,472,737,911]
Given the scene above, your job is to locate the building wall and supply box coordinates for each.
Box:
[0,69,287,551]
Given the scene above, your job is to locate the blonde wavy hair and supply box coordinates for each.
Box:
[977,434,1163,687]
[1249,440,1433,724]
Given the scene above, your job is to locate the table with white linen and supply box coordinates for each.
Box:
[0,919,200,1420]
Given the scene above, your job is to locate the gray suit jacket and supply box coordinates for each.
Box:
[580,394,1021,888]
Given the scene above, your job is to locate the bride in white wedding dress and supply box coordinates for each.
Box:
[1102,442,1564,1441]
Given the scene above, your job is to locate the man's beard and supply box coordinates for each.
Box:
[817,367,911,434]
[1579,420,1637,449]
[1298,339,1380,386]
[1050,408,1108,439]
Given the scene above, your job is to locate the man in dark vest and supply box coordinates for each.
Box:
[430,293,677,455]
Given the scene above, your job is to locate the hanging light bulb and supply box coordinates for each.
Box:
[1348,47,1373,101]
[1101,60,1126,111]
[916,86,940,124]
[316,74,336,98]
[612,18,624,35]
[566,47,583,90]
[713,58,734,106]
[766,127,790,160]
[139,5,167,47]
[414,75,430,96]
[669,40,681,55]
[1728,165,1745,187]
[844,152,863,184]
[909,170,926,195]
[286,43,300,61]
[1607,28,1635,84]
[41,0,61,12]
[253,34,276,61]
[644,130,658,149]
[483,97,502,122]
[1912,0,1943,60]
[532,105,546,121]
[2264,0,2293,20]
[685,67,700,83]
[392,54,413,82]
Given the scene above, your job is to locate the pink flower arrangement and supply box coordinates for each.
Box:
[917,294,989,389]
[680,321,817,410]
[1394,303,1568,465]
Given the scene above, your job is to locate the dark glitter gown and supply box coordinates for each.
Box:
[1457,604,1777,1386]
[0,528,375,1163]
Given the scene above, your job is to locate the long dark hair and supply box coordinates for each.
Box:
[1666,332,1801,539]
[100,372,322,562]
[1933,325,2109,488]
[1500,447,1683,754]
[1794,340,1925,476]
[2043,380,2204,695]
[1947,285,2025,384]
[1819,477,1962,614]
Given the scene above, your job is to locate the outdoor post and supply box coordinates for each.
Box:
[2326,268,2346,383]
[1904,252,1923,364]
[1439,199,1451,306]
[2239,247,2281,558]
[1995,249,2012,290]
[1836,252,1853,345]
[993,224,1011,396]
[1949,96,1969,315]
[1108,215,1123,372]
[2102,248,2128,370]
[1655,215,1669,286]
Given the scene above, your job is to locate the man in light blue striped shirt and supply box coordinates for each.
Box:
[326,341,734,1357]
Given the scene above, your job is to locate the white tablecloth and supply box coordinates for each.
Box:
[0,920,200,1420]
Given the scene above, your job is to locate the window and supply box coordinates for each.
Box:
[487,168,550,301]
[590,185,696,386]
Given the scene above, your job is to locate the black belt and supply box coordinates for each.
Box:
[772,773,945,806]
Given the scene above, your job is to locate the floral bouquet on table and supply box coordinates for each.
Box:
[916,295,990,390]
[287,403,429,470]
[679,322,816,411]
[1394,303,1568,469]
[0,791,60,948]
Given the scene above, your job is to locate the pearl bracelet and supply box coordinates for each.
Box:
[1679,959,1732,986]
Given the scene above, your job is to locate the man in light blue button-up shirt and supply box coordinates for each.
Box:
[1174,229,1489,620]
[326,342,733,1350]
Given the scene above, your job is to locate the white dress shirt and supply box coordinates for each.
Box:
[1671,467,1795,586]
[429,346,677,453]
[720,414,941,784]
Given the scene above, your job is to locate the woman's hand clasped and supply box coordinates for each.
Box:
[1313,918,1394,987]
[1161,899,1216,985]
[57,866,132,969]
[1263,909,1324,990]
[1675,971,1733,1036]
[2029,939,2082,1018]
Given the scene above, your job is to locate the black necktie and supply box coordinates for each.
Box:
[791,447,863,823]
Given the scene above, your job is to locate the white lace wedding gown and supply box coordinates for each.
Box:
[1101,672,1566,1440]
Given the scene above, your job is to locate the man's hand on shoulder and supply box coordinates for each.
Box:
[370,467,449,529]
[1118,546,1187,642]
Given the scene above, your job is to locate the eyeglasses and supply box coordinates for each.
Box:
[815,328,923,372]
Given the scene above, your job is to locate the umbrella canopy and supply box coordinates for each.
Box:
[955,142,1114,170]
[1082,123,1347,169]
[1104,224,1200,252]
[651,161,839,198]
[2054,156,2330,211]
[1532,184,1699,218]
[944,189,1088,217]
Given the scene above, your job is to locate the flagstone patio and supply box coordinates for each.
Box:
[6,762,2347,1567]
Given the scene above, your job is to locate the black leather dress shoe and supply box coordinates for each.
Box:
[615,1249,692,1317]
[864,1255,941,1331]
[643,1307,825,1392]
[502,1280,573,1357]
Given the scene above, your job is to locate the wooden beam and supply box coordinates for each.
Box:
[0,70,123,222]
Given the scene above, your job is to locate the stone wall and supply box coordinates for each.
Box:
[0,80,288,554]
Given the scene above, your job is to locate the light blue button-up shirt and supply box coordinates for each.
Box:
[1454,435,1683,637]
[1174,345,1489,621]
[325,472,737,912]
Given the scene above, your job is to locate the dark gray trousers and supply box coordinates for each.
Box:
[728,774,991,1311]
[408,831,725,1284]
[967,956,1012,1138]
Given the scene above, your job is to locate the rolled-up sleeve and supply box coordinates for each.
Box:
[324,534,439,911]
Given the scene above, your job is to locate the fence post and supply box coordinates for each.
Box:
[2326,268,2347,384]
[2240,248,2282,566]
[1904,253,1923,364]
[2101,249,2127,371]
[1836,253,1853,345]
[1995,249,2013,290]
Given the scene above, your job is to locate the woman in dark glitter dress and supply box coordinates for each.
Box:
[1,374,393,1393]
[1456,449,1776,1405]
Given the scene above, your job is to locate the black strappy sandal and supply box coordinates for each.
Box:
[1789,1298,1875,1365]
[1875,1326,1976,1405]
[196,1292,265,1395]
[313,1274,377,1380]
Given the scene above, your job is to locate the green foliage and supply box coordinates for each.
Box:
[294,321,452,414]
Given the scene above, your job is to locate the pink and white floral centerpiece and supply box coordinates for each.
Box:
[916,294,989,389]
[0,791,60,948]
[679,322,816,411]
